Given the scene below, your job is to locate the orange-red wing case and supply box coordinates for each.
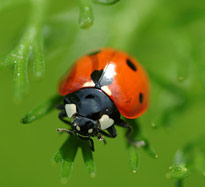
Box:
[58,48,149,119]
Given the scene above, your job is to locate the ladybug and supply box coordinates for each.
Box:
[57,48,149,151]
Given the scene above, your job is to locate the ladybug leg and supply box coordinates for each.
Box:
[58,110,71,125]
[97,135,107,144]
[89,138,95,152]
[116,119,132,138]
[56,104,64,110]
[117,120,146,148]
[107,126,117,137]
[99,126,117,138]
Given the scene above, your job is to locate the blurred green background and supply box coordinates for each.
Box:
[0,0,205,186]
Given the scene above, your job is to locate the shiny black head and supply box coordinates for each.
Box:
[71,115,98,138]
[62,88,120,138]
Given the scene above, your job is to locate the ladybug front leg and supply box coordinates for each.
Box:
[56,104,64,110]
[88,138,95,152]
[99,126,117,138]
[58,110,71,125]
[116,119,132,138]
[117,119,146,148]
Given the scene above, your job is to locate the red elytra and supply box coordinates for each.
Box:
[58,48,149,119]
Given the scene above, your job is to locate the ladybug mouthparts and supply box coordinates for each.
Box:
[71,115,99,138]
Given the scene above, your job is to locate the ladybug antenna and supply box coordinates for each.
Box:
[57,128,75,135]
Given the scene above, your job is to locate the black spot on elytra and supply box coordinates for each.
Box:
[139,93,143,104]
[91,69,103,84]
[91,68,114,88]
[88,50,101,56]
[126,59,137,71]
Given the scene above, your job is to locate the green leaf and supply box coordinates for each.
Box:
[173,33,192,83]
[53,136,96,182]
[32,31,45,80]
[195,151,205,177]
[126,143,139,173]
[142,138,158,159]
[13,43,30,102]
[21,94,62,124]
[79,0,94,29]
[0,0,47,101]
[175,179,183,187]
[147,70,187,99]
[80,141,96,178]
[53,151,62,164]
[124,118,158,172]
[92,0,120,5]
[176,55,190,83]
[167,163,190,180]
[53,136,78,183]
[151,101,188,129]
[168,135,205,183]
[148,70,188,128]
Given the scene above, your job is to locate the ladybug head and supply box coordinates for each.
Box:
[71,115,99,138]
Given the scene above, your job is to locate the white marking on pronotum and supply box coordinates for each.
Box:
[88,128,93,134]
[65,104,77,118]
[83,80,95,87]
[76,125,81,131]
[99,114,114,130]
[101,86,112,96]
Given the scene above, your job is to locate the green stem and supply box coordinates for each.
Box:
[127,143,139,173]
[81,141,96,177]
[21,94,62,124]
[125,118,158,170]
[79,0,94,29]
[172,31,192,83]
[53,136,79,184]
[91,0,120,5]
[30,0,47,79]
[175,179,183,187]
[53,136,96,182]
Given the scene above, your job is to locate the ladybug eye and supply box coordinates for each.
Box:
[65,104,77,118]
[99,114,114,130]
[88,128,93,134]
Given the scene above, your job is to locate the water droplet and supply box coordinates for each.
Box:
[79,1,94,29]
[155,154,159,159]
[183,167,187,171]
[152,123,156,127]
[90,172,96,178]
[60,177,68,184]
